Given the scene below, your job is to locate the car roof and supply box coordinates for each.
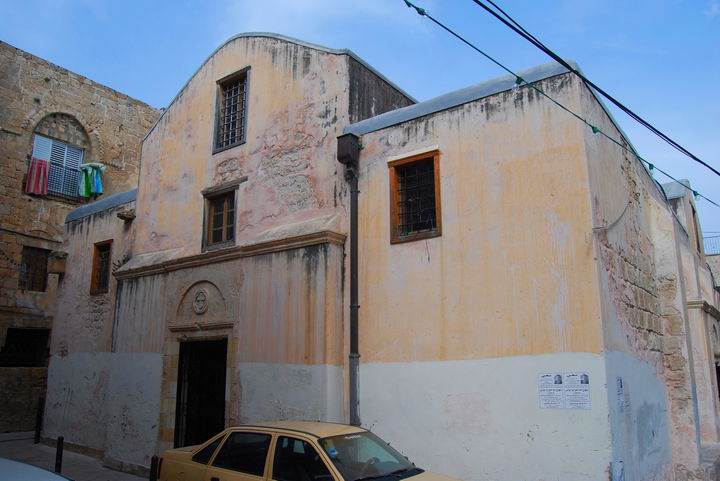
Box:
[0,458,73,480]
[233,421,366,439]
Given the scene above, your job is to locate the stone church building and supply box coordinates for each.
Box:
[11,33,720,481]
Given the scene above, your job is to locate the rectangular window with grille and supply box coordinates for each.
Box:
[91,240,112,295]
[32,134,84,200]
[204,190,236,250]
[214,70,249,152]
[388,151,442,244]
[19,246,50,292]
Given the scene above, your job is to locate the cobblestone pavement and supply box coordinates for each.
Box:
[0,432,145,481]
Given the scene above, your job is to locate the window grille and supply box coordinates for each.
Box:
[33,134,83,199]
[215,73,248,151]
[389,152,442,243]
[19,246,49,292]
[396,159,437,235]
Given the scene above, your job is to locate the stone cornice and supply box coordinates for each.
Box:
[114,230,346,280]
[687,300,720,320]
[168,321,234,332]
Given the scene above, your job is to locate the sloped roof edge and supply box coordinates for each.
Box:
[65,188,137,223]
[143,32,416,142]
[661,179,692,200]
[344,61,578,136]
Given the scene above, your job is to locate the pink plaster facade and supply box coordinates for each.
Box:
[44,33,720,481]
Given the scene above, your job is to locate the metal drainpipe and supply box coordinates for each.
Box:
[337,133,361,426]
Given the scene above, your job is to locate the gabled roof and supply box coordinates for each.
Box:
[344,61,578,136]
[143,32,416,142]
[65,188,137,223]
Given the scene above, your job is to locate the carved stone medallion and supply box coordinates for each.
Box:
[193,289,209,315]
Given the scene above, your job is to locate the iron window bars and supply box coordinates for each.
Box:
[215,72,248,151]
[389,151,442,244]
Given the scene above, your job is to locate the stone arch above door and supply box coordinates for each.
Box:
[171,280,232,331]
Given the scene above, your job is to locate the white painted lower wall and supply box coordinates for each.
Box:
[44,352,163,469]
[360,353,612,481]
[238,362,343,423]
[103,353,163,468]
[604,351,672,481]
[44,352,111,451]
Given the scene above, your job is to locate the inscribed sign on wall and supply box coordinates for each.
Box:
[538,372,591,410]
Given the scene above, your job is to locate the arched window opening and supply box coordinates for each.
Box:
[26,113,91,200]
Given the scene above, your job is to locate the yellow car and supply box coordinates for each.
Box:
[158,421,459,481]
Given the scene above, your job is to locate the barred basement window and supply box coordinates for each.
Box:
[204,190,236,249]
[91,240,112,295]
[214,69,249,152]
[32,134,84,200]
[19,246,50,292]
[388,151,442,244]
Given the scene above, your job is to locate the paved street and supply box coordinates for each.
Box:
[0,432,144,481]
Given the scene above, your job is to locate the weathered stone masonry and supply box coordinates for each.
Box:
[0,40,160,432]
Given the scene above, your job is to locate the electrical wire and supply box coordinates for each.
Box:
[469,0,720,179]
[401,0,720,209]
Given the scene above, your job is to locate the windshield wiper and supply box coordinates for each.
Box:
[354,475,390,481]
[355,467,416,481]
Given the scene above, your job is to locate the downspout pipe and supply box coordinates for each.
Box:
[337,133,361,426]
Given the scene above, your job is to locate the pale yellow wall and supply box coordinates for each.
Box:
[135,36,353,258]
[356,74,604,363]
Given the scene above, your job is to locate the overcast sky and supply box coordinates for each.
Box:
[2,0,718,235]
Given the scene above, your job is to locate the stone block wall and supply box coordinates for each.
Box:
[0,40,159,432]
[0,367,46,432]
[708,255,720,288]
[0,40,159,316]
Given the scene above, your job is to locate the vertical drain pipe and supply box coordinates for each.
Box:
[337,133,361,426]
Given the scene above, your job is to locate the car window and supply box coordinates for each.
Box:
[212,431,271,476]
[273,436,334,481]
[192,436,224,464]
[319,432,415,481]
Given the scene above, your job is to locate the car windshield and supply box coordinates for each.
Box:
[318,432,417,481]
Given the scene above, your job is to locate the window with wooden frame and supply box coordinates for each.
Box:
[214,69,249,153]
[388,151,442,244]
[19,246,50,292]
[204,190,236,250]
[91,240,112,295]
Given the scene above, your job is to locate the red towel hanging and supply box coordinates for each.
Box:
[25,157,49,195]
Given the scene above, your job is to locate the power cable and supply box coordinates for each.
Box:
[401,0,720,209]
[468,0,720,179]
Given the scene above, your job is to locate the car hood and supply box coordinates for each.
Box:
[0,458,73,480]
[411,470,462,481]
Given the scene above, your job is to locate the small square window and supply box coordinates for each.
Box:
[204,191,236,249]
[389,151,442,243]
[214,70,249,153]
[91,240,112,295]
[19,246,49,292]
